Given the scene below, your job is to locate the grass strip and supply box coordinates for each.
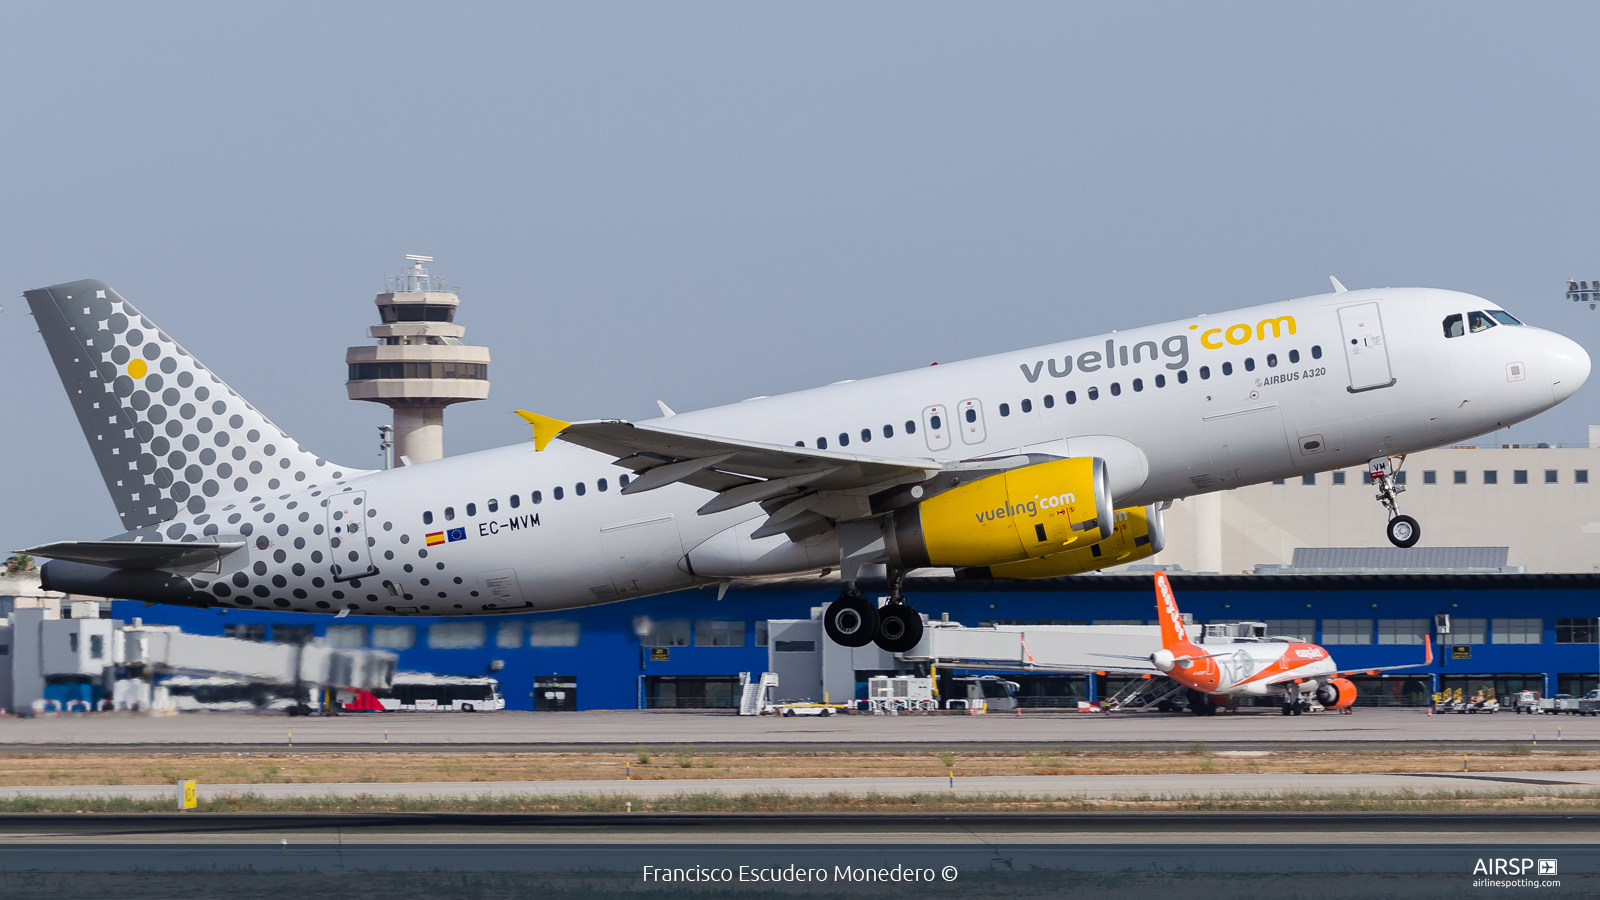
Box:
[6,788,1600,814]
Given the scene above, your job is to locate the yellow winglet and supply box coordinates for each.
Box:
[515,410,571,452]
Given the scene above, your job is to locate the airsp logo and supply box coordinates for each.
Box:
[1472,858,1554,876]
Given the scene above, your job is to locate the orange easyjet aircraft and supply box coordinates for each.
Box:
[1097,572,1432,715]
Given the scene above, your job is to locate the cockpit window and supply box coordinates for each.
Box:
[1487,310,1523,326]
[1468,310,1497,333]
[1443,314,1464,338]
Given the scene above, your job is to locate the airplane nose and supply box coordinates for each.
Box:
[1548,332,1591,404]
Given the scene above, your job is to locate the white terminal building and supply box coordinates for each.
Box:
[345,256,490,466]
[1151,427,1600,574]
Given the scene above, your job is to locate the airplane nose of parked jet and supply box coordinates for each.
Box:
[1547,332,1591,404]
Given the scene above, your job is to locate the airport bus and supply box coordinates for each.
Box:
[365,673,505,712]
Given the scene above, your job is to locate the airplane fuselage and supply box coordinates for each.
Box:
[43,286,1589,617]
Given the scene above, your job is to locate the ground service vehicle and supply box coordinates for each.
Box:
[372,674,504,712]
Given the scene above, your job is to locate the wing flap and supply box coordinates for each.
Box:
[521,417,941,519]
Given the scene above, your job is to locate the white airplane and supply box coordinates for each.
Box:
[1094,572,1433,715]
[21,278,1588,654]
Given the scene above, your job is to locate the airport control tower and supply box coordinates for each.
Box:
[345,255,490,466]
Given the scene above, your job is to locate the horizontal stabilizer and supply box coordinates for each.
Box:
[22,540,246,571]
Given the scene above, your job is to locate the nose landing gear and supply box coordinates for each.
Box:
[1370,455,1420,548]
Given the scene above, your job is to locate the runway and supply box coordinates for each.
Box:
[3,810,1598,845]
[0,707,1588,751]
[2,769,1596,804]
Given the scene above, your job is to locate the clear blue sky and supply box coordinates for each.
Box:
[4,3,1598,551]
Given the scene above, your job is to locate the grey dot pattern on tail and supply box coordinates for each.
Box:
[23,280,366,529]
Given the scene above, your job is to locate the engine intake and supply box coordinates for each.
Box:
[1316,677,1357,710]
[885,457,1111,568]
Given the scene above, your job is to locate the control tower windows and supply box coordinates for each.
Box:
[348,362,488,381]
[378,304,456,323]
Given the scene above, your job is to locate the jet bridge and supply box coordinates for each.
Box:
[899,621,1163,673]
[3,609,395,714]
[766,613,1168,706]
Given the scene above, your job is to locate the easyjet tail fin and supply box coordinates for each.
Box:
[1152,571,1199,651]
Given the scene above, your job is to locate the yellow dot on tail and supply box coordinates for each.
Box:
[128,359,147,379]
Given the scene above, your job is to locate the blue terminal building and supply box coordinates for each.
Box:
[114,572,1600,710]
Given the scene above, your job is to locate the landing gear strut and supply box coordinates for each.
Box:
[1370,455,1420,548]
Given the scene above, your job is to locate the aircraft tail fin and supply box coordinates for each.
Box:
[24,279,365,531]
[1152,571,1199,651]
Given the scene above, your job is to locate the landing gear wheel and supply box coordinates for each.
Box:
[823,593,879,648]
[1292,702,1304,716]
[1386,514,1421,548]
[874,605,925,653]
[1281,703,1294,716]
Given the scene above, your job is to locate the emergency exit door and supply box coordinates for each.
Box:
[1338,302,1396,392]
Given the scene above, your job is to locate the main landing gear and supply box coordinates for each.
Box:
[1186,689,1219,716]
[823,569,925,653]
[1370,455,1421,549]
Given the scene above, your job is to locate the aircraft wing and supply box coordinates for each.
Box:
[518,413,942,533]
[1259,636,1434,686]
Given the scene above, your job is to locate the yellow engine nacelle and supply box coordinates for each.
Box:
[885,457,1112,568]
[964,503,1165,579]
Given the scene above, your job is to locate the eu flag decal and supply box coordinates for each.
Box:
[447,527,467,543]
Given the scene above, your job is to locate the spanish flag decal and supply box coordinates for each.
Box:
[425,532,446,546]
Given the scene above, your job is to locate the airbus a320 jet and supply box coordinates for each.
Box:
[21,277,1588,654]
[1093,571,1432,715]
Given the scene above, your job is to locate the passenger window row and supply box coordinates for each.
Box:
[420,473,634,525]
[791,346,1325,448]
[802,420,919,450]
